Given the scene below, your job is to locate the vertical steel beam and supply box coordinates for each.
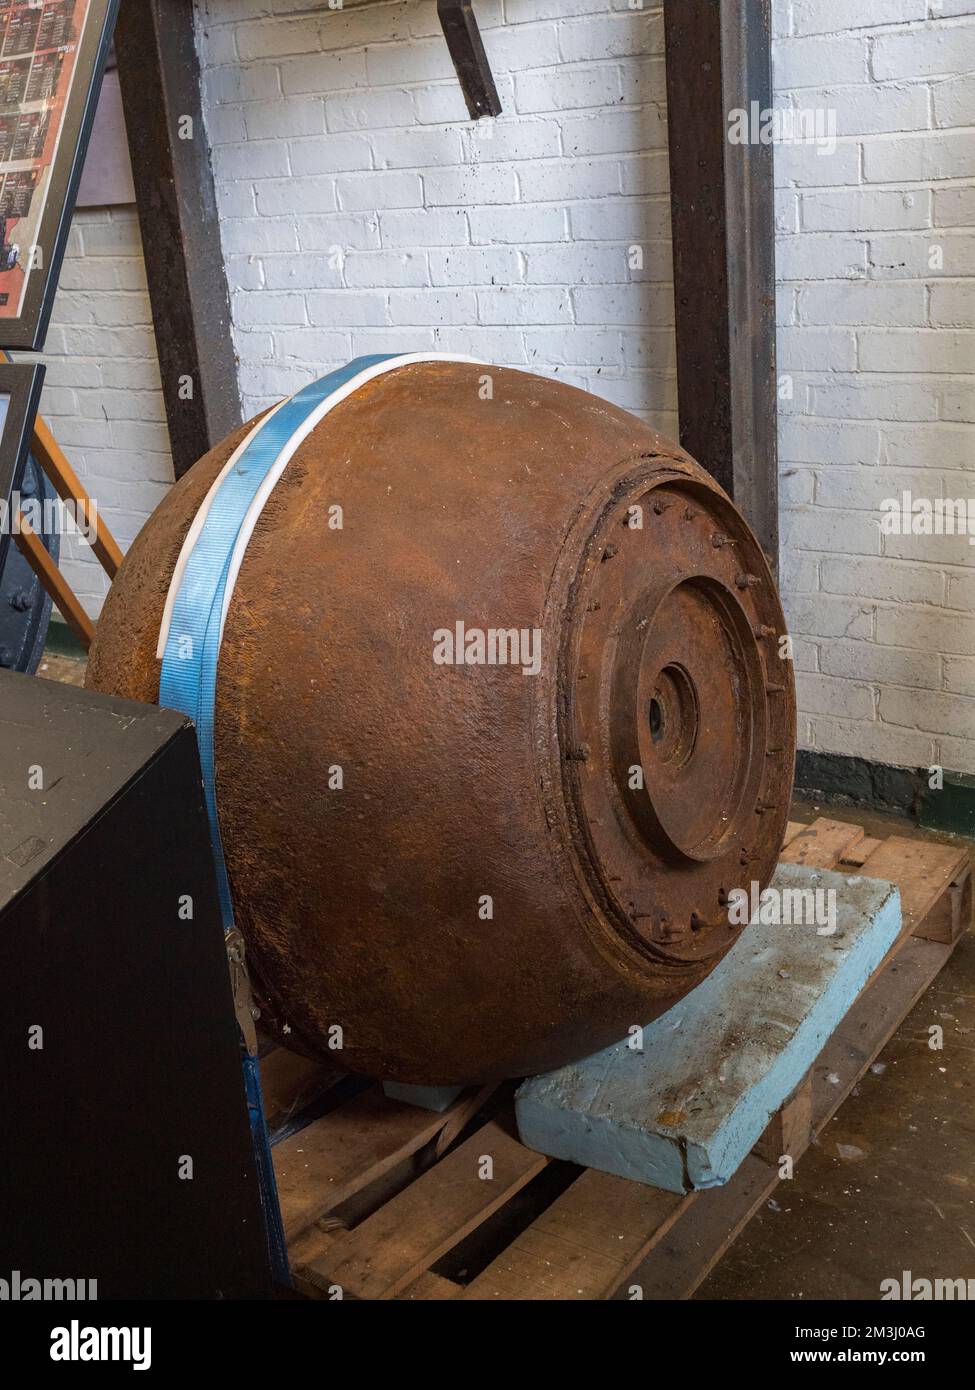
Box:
[115,0,242,480]
[663,0,778,569]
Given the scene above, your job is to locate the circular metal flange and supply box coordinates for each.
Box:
[559,464,794,969]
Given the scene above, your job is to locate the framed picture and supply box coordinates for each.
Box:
[0,0,118,351]
[0,356,45,573]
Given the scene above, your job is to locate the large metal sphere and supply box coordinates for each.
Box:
[86,363,796,1084]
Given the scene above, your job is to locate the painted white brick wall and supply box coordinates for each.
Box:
[191,0,975,775]
[196,0,677,432]
[774,1,975,775]
[36,207,174,618]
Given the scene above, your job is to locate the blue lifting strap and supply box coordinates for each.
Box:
[158,354,402,1285]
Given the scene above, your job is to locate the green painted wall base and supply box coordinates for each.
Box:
[795,749,975,840]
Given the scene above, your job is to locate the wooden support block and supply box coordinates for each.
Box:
[462,1168,690,1301]
[753,1073,813,1166]
[911,863,971,946]
[303,1119,546,1300]
[259,1045,343,1132]
[272,1086,475,1241]
[383,1081,464,1113]
[858,836,971,944]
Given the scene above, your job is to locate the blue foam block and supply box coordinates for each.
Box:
[383,1082,464,1113]
[516,865,902,1192]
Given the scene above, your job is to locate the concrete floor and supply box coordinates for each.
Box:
[34,647,975,1300]
[699,797,975,1300]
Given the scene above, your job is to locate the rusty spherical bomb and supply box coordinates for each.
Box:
[86,363,796,1084]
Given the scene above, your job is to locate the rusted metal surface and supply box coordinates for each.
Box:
[86,363,796,1085]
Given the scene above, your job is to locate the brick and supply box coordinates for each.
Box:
[387,289,478,325]
[423,164,517,206]
[809,377,939,421]
[773,35,867,88]
[280,50,368,96]
[775,141,860,188]
[375,127,465,170]
[336,170,422,211]
[325,88,414,133]
[562,107,664,158]
[345,250,430,289]
[777,327,857,371]
[821,640,941,689]
[570,198,671,242]
[807,716,935,769]
[255,176,336,215]
[859,329,975,373]
[513,62,622,114]
[428,247,522,286]
[777,234,867,281]
[881,687,975,738]
[477,287,572,325]
[524,327,624,368]
[787,81,929,136]
[781,422,881,479]
[863,130,975,183]
[573,284,674,327]
[783,593,875,639]
[799,281,926,326]
[934,186,975,227]
[792,0,926,33]
[796,673,875,719]
[821,556,945,605]
[468,205,566,244]
[783,505,882,556]
[800,187,931,232]
[288,132,374,175]
[932,72,975,128]
[244,95,324,141]
[296,213,381,251]
[944,656,975,696]
[305,290,386,326]
[381,207,469,247]
[522,158,621,203]
[930,281,975,326]
[557,12,664,62]
[876,606,975,655]
[873,23,975,81]
[883,422,971,470]
[869,231,975,279]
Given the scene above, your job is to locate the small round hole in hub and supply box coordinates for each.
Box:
[648,697,665,743]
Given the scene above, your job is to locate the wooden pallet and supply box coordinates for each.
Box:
[262,817,972,1301]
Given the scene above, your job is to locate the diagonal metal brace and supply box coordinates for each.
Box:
[437,0,502,120]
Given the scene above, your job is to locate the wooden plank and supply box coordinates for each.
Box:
[399,1271,461,1300]
[462,1168,690,1301]
[116,0,242,479]
[779,816,864,870]
[304,1120,547,1300]
[663,0,778,566]
[811,936,954,1136]
[13,512,94,649]
[620,1156,779,1301]
[259,1045,344,1132]
[858,836,970,942]
[273,1086,472,1241]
